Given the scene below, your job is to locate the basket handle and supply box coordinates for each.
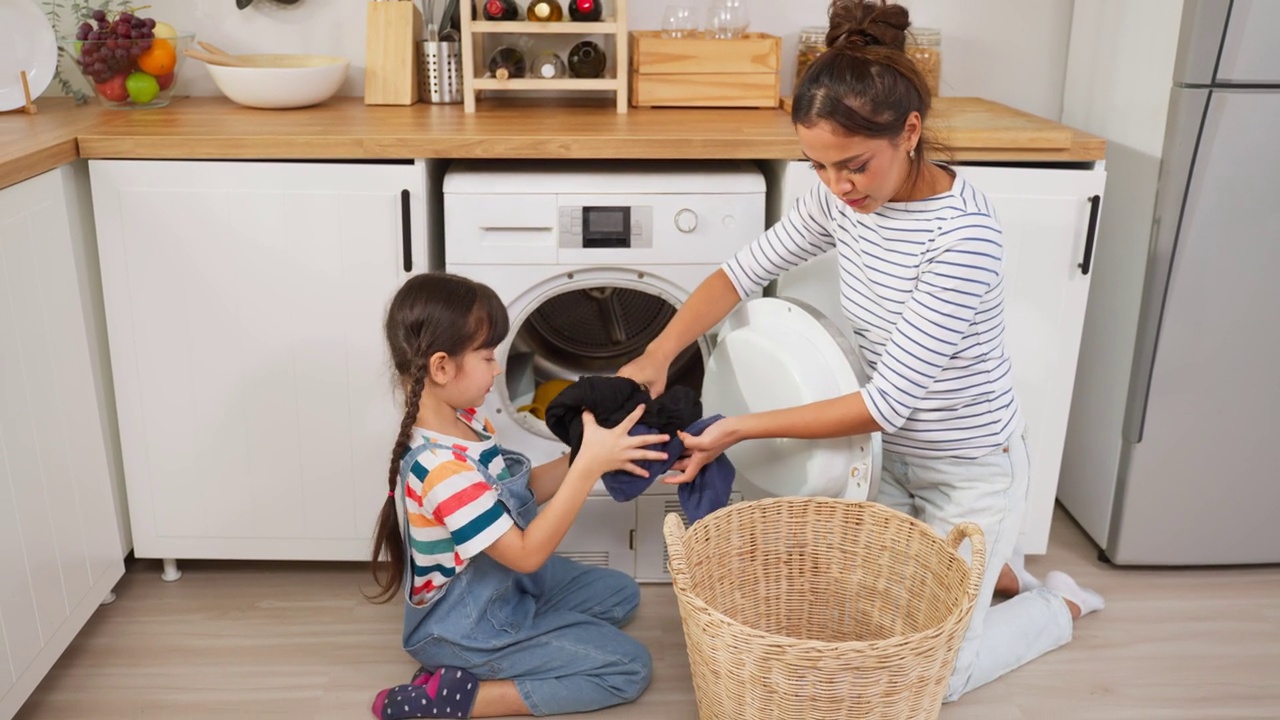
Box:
[662,513,692,589]
[947,522,987,601]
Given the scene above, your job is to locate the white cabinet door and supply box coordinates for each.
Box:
[555,496,637,576]
[0,164,125,720]
[955,166,1104,553]
[89,160,429,561]
[772,162,1105,554]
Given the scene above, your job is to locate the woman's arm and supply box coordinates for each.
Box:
[663,392,882,485]
[528,453,570,505]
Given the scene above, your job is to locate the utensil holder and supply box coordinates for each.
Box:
[420,39,462,104]
[364,0,423,105]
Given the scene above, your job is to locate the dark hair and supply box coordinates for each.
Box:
[366,272,509,603]
[792,0,947,176]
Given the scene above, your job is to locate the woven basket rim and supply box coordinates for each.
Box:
[667,496,979,652]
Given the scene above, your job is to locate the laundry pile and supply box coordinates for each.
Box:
[544,376,735,523]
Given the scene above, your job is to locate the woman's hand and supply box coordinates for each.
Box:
[662,417,742,485]
[574,404,670,479]
[617,351,672,398]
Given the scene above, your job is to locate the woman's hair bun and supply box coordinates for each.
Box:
[825,0,911,53]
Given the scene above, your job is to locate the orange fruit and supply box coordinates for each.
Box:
[137,39,176,76]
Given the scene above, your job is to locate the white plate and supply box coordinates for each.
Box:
[0,0,58,112]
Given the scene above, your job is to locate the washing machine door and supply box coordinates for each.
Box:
[701,297,881,502]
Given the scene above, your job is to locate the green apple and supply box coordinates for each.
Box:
[125,71,160,104]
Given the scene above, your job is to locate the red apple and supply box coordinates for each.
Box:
[156,71,175,90]
[96,74,129,102]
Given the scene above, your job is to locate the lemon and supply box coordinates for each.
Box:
[153,21,178,40]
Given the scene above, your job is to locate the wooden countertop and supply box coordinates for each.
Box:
[4,95,1103,190]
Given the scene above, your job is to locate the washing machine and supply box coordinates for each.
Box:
[442,160,879,580]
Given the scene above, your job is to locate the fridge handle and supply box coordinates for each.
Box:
[401,189,413,273]
[1078,194,1101,275]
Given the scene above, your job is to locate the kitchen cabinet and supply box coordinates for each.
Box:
[770,161,1106,554]
[89,160,430,568]
[0,164,125,719]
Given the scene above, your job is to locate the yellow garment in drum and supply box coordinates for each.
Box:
[517,379,574,420]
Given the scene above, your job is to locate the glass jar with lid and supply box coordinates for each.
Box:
[905,27,941,96]
[794,26,826,89]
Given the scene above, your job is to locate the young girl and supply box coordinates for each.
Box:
[367,273,666,719]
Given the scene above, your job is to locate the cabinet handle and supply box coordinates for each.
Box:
[401,189,413,273]
[1078,194,1101,275]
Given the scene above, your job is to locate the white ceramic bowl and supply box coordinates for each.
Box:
[206,54,349,109]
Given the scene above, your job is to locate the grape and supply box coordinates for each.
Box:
[92,9,106,21]
[144,18,156,29]
[119,27,132,38]
[119,12,133,23]
[76,27,89,41]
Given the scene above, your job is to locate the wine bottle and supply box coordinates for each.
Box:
[488,47,527,79]
[568,40,606,78]
[482,0,519,20]
[567,0,602,21]
[531,51,568,79]
[527,0,564,21]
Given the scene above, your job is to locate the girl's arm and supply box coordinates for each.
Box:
[528,453,570,504]
[484,406,666,574]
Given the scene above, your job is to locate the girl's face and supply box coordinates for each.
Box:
[795,115,919,215]
[443,346,502,410]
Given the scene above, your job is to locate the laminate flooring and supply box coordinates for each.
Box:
[14,507,1280,720]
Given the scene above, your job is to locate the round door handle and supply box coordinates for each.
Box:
[675,208,698,233]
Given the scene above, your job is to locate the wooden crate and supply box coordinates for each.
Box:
[459,0,630,113]
[629,31,779,108]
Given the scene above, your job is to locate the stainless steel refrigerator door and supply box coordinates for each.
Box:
[1113,89,1280,565]
[1174,0,1280,86]
[1216,0,1280,84]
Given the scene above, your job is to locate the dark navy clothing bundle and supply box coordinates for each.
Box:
[544,376,735,523]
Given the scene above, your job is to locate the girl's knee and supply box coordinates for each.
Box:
[617,636,653,702]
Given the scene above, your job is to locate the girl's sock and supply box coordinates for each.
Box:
[1045,570,1105,617]
[1008,551,1043,593]
[371,667,480,720]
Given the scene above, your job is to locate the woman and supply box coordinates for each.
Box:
[619,0,1104,701]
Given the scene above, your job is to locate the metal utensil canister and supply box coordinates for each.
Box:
[419,35,462,104]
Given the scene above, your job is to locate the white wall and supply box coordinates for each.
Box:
[42,0,1073,120]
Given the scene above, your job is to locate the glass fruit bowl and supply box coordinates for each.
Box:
[59,10,194,109]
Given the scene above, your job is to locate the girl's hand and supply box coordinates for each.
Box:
[617,352,671,398]
[662,417,741,485]
[575,404,670,479]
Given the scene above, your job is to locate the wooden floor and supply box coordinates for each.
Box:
[14,507,1280,720]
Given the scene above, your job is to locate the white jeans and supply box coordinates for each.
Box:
[875,425,1073,702]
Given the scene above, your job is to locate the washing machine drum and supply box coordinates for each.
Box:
[701,297,880,502]
[516,286,702,384]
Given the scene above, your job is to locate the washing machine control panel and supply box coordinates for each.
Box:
[559,205,653,250]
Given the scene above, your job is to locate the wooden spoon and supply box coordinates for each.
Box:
[183,49,250,67]
[198,41,238,59]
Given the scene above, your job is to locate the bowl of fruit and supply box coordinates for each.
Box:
[62,9,193,109]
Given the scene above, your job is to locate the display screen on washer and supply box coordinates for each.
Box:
[583,206,631,248]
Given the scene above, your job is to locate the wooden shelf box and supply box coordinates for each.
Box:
[629,31,780,109]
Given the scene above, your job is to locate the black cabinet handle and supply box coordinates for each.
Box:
[1078,194,1100,275]
[401,189,413,273]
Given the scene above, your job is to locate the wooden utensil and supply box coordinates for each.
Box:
[183,49,250,67]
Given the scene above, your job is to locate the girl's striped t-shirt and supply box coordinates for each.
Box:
[721,172,1022,458]
[401,409,513,608]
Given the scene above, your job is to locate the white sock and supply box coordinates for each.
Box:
[1045,570,1105,617]
[1008,551,1042,593]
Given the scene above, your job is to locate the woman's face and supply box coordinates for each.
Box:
[796,115,919,214]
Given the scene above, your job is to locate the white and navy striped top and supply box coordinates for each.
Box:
[721,172,1021,458]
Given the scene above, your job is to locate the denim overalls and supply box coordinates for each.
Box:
[395,440,652,716]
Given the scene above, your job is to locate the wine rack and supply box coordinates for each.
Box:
[460,0,629,112]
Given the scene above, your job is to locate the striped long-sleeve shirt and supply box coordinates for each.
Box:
[721,172,1022,458]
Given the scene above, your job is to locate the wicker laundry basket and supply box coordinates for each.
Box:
[663,497,986,720]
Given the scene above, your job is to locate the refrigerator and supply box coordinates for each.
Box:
[1058,0,1280,565]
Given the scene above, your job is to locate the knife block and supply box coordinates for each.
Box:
[364,0,423,105]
